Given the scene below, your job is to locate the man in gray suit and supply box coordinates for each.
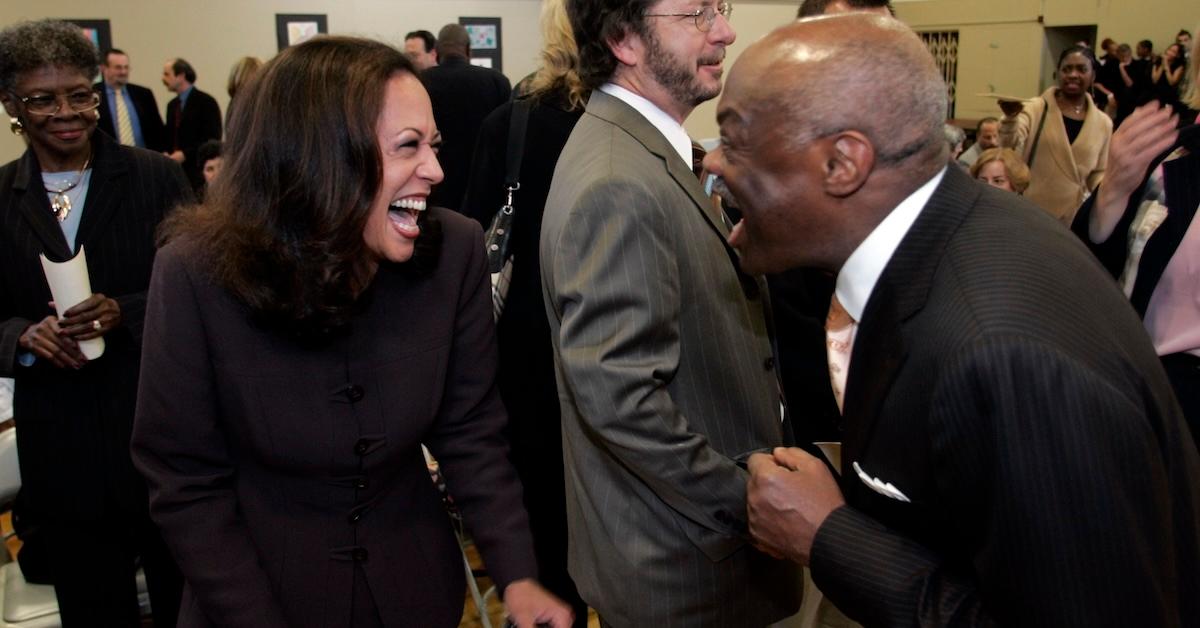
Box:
[540,1,800,626]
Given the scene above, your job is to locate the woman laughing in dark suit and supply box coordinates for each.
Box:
[131,36,571,628]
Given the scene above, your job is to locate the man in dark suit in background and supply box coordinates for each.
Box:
[404,29,438,71]
[95,49,166,152]
[162,58,221,191]
[423,23,511,213]
[706,14,1200,626]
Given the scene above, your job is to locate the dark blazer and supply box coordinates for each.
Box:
[131,209,537,628]
[165,87,222,190]
[540,89,800,626]
[809,166,1200,627]
[424,55,512,212]
[94,81,168,152]
[0,131,192,521]
[460,90,588,622]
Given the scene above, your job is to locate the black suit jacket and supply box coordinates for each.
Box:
[166,87,222,190]
[132,209,537,627]
[94,81,167,152]
[423,55,512,212]
[0,131,192,521]
[809,166,1200,627]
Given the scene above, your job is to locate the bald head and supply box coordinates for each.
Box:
[436,23,470,59]
[730,14,946,169]
[704,14,949,273]
[797,0,894,18]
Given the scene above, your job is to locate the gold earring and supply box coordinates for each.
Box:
[9,117,22,136]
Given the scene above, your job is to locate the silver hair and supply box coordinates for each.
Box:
[0,20,99,93]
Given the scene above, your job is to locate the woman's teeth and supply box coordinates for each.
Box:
[390,198,426,211]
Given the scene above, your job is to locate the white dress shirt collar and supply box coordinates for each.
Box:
[835,167,947,322]
[599,83,693,169]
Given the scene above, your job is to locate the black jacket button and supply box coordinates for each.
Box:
[343,384,365,402]
[354,439,370,456]
[763,356,775,371]
[352,547,368,562]
[355,477,369,490]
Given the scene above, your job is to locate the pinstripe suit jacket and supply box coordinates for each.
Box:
[0,131,191,520]
[540,89,800,627]
[810,166,1200,627]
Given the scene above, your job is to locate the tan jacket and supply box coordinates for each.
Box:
[1001,87,1112,224]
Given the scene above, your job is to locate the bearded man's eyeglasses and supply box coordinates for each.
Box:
[645,2,734,33]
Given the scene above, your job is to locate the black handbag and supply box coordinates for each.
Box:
[484,99,531,320]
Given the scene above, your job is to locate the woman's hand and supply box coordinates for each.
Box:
[19,316,86,369]
[1088,103,1178,243]
[503,579,574,628]
[998,99,1024,117]
[58,293,121,341]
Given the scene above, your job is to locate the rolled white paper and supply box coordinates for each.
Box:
[39,246,105,360]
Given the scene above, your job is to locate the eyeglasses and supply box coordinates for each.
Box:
[12,90,100,116]
[645,2,733,33]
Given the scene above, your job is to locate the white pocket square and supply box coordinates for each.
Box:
[852,461,911,503]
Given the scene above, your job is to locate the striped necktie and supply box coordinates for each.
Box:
[113,88,136,146]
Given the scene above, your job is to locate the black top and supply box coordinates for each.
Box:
[1063,115,1084,144]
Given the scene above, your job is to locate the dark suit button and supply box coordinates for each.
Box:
[348,508,366,524]
[354,439,370,456]
[343,384,365,402]
[352,547,368,562]
[355,477,369,490]
[763,356,775,371]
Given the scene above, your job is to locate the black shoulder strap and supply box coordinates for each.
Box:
[1026,96,1050,168]
[505,99,532,187]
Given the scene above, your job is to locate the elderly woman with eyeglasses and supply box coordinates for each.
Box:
[0,19,191,626]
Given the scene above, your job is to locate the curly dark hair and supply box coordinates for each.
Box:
[0,20,98,92]
[568,0,657,90]
[160,36,441,342]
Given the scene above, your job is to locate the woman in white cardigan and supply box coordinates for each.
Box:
[999,45,1113,225]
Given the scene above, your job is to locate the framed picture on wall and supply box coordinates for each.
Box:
[276,14,327,51]
[67,19,112,55]
[459,17,502,72]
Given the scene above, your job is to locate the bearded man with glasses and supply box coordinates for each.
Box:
[540,2,800,626]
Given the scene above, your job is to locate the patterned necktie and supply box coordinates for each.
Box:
[113,88,136,145]
[826,294,857,413]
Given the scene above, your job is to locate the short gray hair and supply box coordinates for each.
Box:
[0,20,99,93]
[771,17,947,168]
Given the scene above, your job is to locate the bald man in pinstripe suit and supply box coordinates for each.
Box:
[538,1,800,626]
[712,15,1200,627]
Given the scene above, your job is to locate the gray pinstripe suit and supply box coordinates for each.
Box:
[540,89,800,626]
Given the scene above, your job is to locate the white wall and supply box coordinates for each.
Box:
[3,1,1194,160]
[1,0,545,162]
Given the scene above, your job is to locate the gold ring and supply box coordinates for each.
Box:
[92,319,102,331]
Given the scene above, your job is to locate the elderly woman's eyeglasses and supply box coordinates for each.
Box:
[645,2,734,33]
[12,90,101,116]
